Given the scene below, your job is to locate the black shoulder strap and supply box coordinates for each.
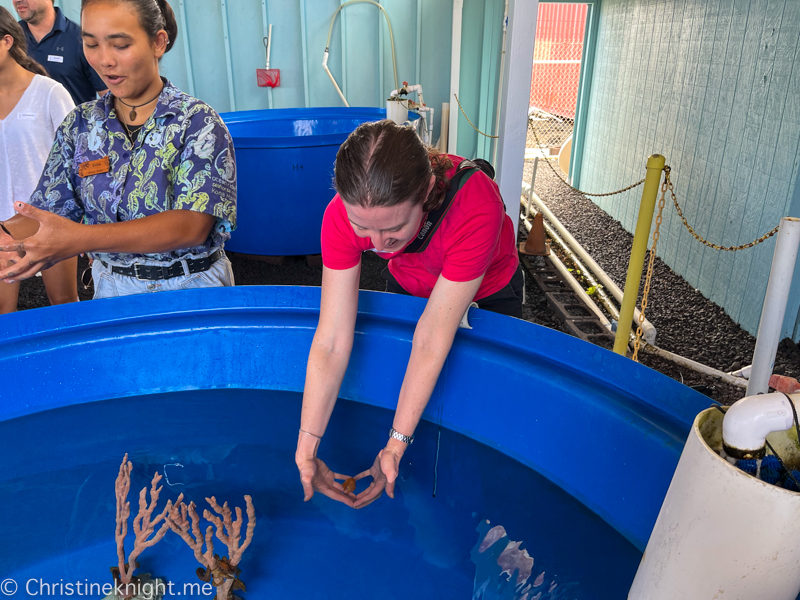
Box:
[403,160,479,254]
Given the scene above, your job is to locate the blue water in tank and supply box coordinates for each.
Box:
[0,287,708,598]
[220,108,419,257]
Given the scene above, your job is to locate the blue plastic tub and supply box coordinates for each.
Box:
[220,108,417,257]
[0,288,708,597]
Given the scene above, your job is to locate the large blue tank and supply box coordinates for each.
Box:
[220,108,417,257]
[0,288,707,597]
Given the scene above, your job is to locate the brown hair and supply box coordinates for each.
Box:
[81,0,178,53]
[334,120,454,212]
[0,7,48,76]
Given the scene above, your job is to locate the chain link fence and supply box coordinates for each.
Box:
[527,3,588,156]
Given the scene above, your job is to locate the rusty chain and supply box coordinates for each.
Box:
[665,167,780,251]
[632,171,668,362]
[453,94,499,139]
[525,122,781,358]
[528,119,645,197]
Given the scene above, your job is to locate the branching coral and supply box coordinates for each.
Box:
[113,454,183,598]
[166,496,256,600]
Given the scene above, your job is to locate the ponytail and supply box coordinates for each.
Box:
[154,0,178,53]
[0,6,48,76]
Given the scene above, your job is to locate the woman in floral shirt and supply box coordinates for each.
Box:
[0,0,237,297]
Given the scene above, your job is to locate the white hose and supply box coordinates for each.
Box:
[323,1,399,106]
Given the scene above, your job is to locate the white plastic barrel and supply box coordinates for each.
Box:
[629,407,800,599]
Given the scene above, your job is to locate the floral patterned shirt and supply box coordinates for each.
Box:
[29,79,237,266]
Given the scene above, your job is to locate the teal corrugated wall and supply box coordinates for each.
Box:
[580,0,800,342]
[2,0,505,153]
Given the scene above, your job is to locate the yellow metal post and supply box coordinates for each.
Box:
[613,154,666,355]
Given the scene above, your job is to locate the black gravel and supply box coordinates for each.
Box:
[523,163,800,403]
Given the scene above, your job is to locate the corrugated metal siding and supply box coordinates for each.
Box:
[2,0,468,142]
[581,0,800,341]
[454,0,506,161]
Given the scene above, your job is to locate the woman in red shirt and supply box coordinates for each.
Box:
[295,120,521,508]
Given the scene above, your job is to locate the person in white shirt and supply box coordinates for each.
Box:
[0,6,78,313]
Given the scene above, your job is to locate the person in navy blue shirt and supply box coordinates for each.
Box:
[14,0,107,104]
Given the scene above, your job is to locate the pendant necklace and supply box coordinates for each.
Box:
[117,84,163,121]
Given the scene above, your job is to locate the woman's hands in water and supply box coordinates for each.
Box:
[353,439,406,509]
[296,455,357,506]
[295,432,357,507]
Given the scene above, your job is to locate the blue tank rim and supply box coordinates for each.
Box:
[0,286,706,428]
[220,107,418,148]
[0,286,710,549]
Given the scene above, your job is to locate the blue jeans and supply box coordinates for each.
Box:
[91,251,235,299]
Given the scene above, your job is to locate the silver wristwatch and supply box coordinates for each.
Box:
[389,427,414,445]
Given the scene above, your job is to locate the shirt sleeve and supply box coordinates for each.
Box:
[28,109,85,223]
[48,83,75,133]
[173,106,237,235]
[321,197,363,270]
[441,173,505,283]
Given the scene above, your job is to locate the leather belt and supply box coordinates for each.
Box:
[101,249,222,281]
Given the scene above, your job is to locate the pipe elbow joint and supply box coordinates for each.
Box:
[722,392,797,459]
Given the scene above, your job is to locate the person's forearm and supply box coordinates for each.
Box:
[392,322,455,441]
[1,214,39,239]
[296,337,354,458]
[2,210,212,255]
[79,211,214,254]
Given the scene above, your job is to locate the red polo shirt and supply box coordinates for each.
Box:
[321,155,519,300]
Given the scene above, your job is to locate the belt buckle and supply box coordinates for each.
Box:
[133,264,148,281]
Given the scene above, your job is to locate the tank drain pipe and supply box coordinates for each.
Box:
[639,343,748,389]
[521,195,621,324]
[521,182,657,343]
[522,217,612,330]
[722,391,800,459]
[747,217,800,396]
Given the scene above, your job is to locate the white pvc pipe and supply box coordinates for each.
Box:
[728,364,752,379]
[438,102,449,152]
[522,201,621,322]
[521,192,622,321]
[522,217,612,329]
[722,391,798,456]
[747,217,800,396]
[522,182,657,343]
[448,0,463,154]
[548,255,613,330]
[640,344,749,389]
[522,212,751,386]
[631,406,800,600]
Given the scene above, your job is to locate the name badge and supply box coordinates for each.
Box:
[78,156,110,178]
[17,112,37,120]
[47,55,64,63]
